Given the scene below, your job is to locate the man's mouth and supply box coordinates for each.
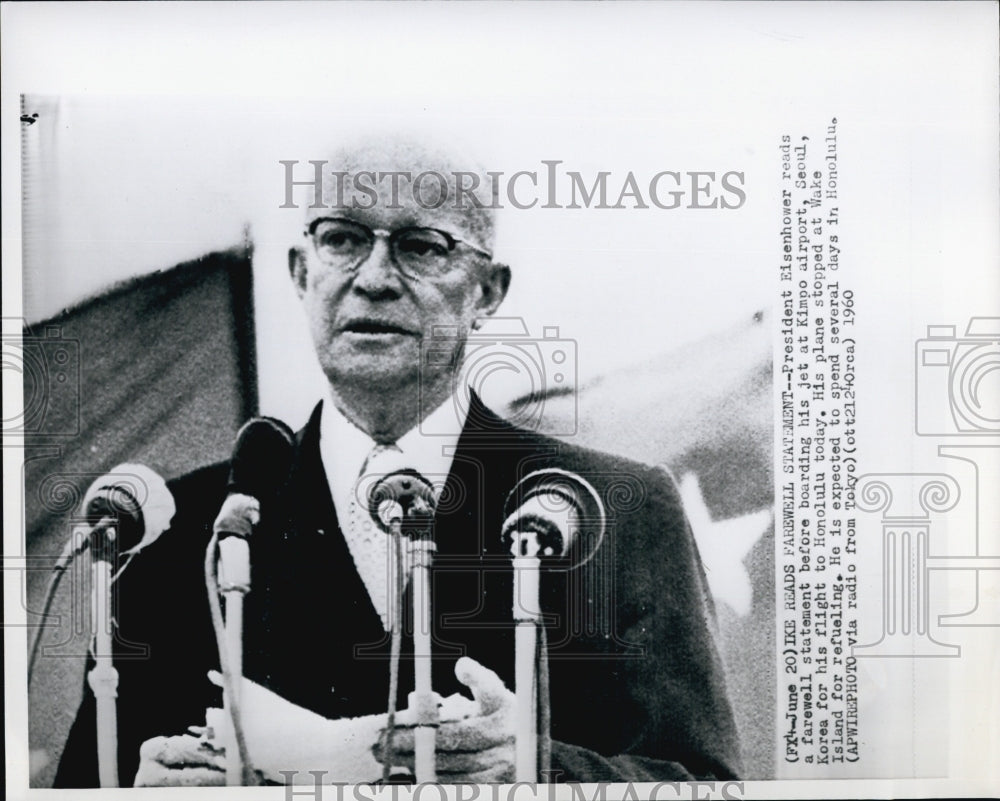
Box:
[339,320,416,336]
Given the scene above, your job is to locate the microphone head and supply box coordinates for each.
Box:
[502,468,606,568]
[81,464,176,553]
[227,417,296,500]
[367,469,437,533]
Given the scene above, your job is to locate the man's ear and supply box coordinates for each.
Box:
[477,262,511,317]
[288,247,308,298]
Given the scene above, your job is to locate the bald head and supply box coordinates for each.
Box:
[303,134,498,256]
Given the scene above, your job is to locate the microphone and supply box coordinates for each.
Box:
[365,465,439,784]
[46,465,174,788]
[367,468,437,533]
[30,464,176,685]
[213,416,297,546]
[60,464,176,567]
[226,416,298,498]
[502,469,605,783]
[209,416,295,787]
[502,468,606,568]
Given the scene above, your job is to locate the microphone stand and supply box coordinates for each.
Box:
[87,522,120,788]
[511,531,542,783]
[217,533,251,786]
[370,470,439,783]
[503,470,606,784]
[409,532,438,784]
[209,416,296,786]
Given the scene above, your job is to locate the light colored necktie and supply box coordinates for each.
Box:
[344,443,408,631]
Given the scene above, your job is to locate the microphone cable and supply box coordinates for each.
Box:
[204,532,259,786]
[27,517,118,685]
[27,535,84,685]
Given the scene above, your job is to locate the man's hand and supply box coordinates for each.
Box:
[135,664,505,786]
[134,732,226,787]
[136,672,406,786]
[376,657,516,783]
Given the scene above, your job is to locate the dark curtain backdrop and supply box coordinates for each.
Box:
[24,246,256,787]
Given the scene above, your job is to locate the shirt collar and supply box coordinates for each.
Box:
[318,389,468,526]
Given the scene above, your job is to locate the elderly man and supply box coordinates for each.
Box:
[55,137,741,786]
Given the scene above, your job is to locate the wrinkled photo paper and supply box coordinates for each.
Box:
[2,3,997,800]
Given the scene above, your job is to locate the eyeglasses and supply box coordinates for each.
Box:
[305,217,493,278]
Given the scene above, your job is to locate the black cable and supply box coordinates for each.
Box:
[26,543,73,685]
[204,534,258,785]
[27,523,118,684]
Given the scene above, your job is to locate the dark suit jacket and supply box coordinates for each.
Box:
[56,396,741,786]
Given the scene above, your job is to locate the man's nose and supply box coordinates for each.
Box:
[351,238,402,297]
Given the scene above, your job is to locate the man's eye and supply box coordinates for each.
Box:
[319,230,366,250]
[396,235,448,259]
